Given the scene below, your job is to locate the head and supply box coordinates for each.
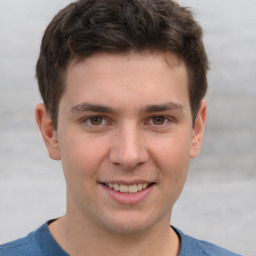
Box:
[35,0,208,238]
[36,0,208,130]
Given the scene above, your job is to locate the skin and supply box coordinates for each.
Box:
[36,51,206,256]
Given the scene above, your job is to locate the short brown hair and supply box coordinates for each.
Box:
[36,0,208,129]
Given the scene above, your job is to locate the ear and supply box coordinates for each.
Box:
[35,103,61,160]
[190,100,207,158]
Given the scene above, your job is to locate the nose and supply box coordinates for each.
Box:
[109,124,148,169]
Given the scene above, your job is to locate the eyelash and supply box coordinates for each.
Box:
[81,115,172,127]
[81,116,108,126]
[148,116,170,126]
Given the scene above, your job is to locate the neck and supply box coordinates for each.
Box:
[49,212,180,256]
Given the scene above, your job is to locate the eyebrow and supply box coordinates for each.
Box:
[69,102,183,114]
[144,102,184,113]
[70,102,117,114]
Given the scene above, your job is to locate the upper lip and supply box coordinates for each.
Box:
[99,180,154,185]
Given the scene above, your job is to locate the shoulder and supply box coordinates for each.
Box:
[172,226,242,256]
[0,229,42,256]
[0,220,68,256]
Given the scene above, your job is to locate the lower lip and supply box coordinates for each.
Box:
[100,184,154,205]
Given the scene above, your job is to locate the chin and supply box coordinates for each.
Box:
[105,222,150,235]
[100,211,166,235]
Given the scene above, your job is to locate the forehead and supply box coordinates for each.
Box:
[62,51,190,112]
[68,51,185,77]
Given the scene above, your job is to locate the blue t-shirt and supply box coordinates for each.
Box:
[0,221,241,256]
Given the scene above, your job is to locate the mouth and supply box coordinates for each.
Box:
[99,181,155,204]
[102,183,153,194]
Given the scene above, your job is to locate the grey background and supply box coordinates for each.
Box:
[0,0,255,255]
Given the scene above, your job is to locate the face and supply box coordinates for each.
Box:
[36,52,206,235]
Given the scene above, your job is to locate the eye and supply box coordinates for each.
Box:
[87,116,104,126]
[80,115,111,130]
[151,116,168,125]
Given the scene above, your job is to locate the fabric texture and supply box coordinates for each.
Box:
[0,221,241,256]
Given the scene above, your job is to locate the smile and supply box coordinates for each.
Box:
[100,182,155,204]
[104,183,150,193]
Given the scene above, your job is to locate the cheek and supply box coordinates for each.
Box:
[157,143,189,206]
[152,135,191,186]
[154,133,192,165]
[58,133,109,178]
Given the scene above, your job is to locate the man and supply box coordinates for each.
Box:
[0,0,241,255]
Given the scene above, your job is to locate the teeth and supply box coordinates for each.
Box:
[106,183,150,193]
[128,184,137,193]
[114,184,119,191]
[119,184,128,193]
[137,184,143,191]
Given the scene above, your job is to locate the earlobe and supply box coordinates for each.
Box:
[35,103,61,160]
[190,100,207,159]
